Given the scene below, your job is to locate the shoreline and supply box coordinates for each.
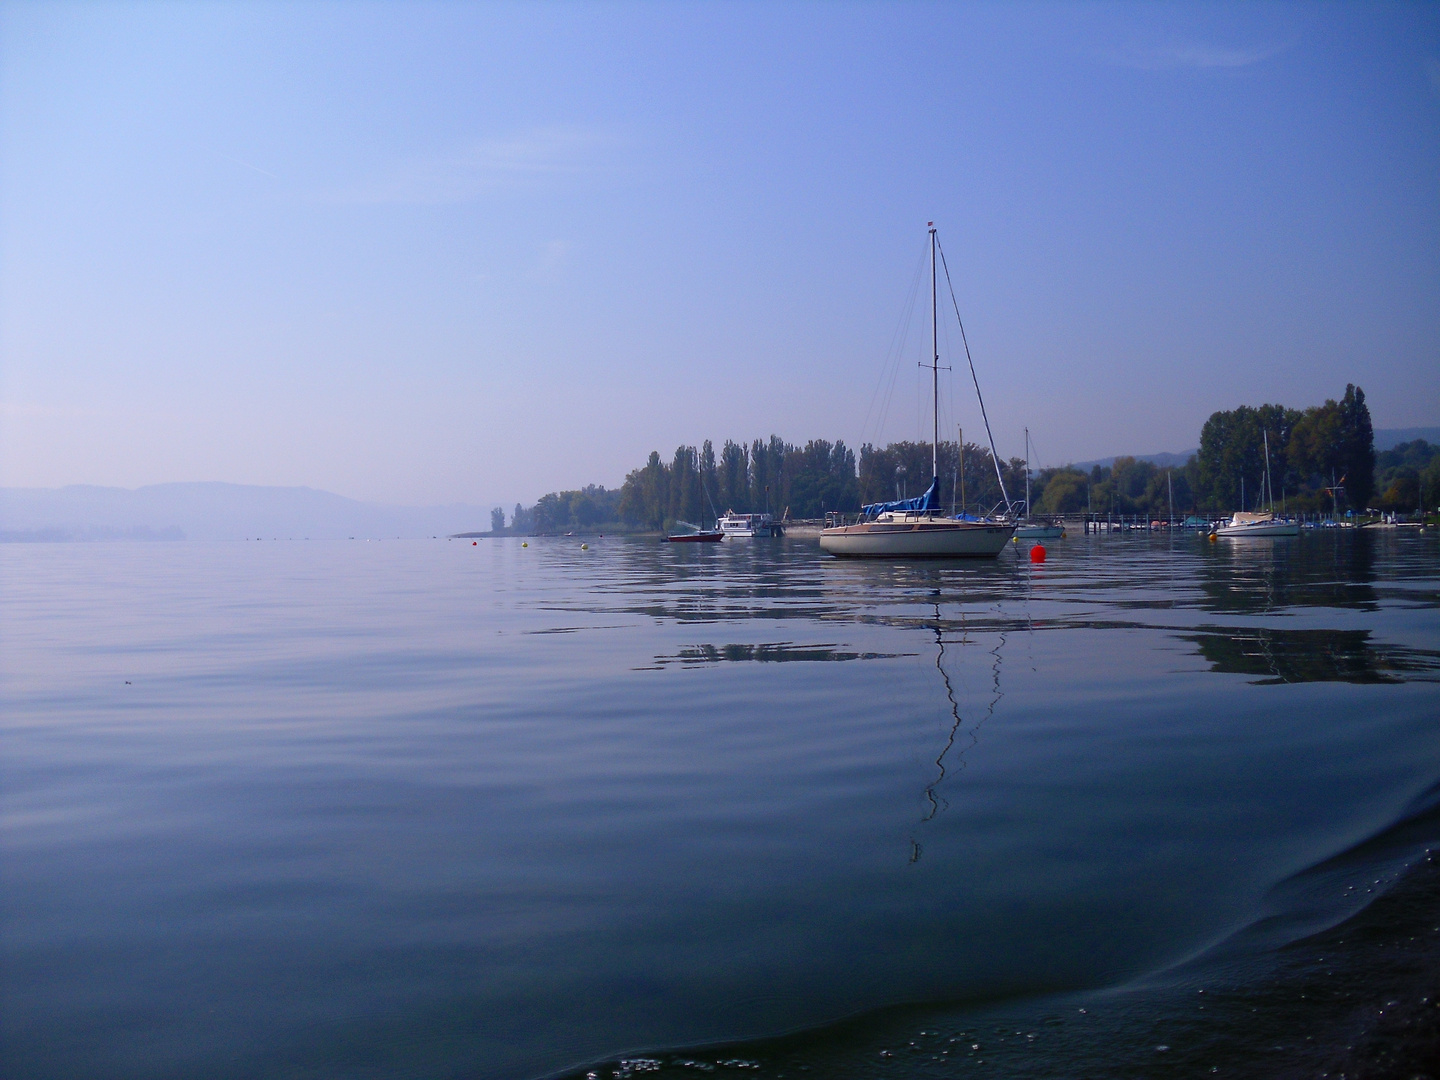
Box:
[557,836,1440,1079]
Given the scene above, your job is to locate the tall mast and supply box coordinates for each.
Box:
[1024,427,1031,521]
[958,425,965,517]
[1263,430,1272,512]
[930,222,938,484]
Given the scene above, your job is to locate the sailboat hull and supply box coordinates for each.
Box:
[820,519,1015,557]
[1214,521,1299,537]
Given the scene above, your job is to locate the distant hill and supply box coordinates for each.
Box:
[0,483,494,541]
[1374,427,1440,451]
[1068,450,1197,472]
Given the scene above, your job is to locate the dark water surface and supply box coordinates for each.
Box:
[2,531,1438,1079]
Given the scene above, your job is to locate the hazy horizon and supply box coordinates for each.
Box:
[3,3,1437,510]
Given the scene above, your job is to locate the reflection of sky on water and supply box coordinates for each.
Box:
[2,530,1438,1080]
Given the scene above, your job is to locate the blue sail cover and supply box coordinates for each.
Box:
[862,475,940,519]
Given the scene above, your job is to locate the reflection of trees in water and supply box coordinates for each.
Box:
[1184,627,1440,685]
[911,605,1007,864]
[1197,532,1379,614]
[647,642,906,668]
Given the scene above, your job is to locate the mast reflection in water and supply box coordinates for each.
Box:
[912,602,1008,863]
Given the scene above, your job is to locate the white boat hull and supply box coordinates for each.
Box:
[1214,521,1300,537]
[1014,524,1064,539]
[820,519,1015,557]
[716,513,781,538]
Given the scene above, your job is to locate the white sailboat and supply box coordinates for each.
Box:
[820,225,1016,558]
[1014,427,1064,539]
[1214,430,1299,538]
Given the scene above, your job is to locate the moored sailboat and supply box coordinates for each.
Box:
[664,469,727,542]
[1213,430,1299,538]
[820,225,1016,558]
[663,522,723,543]
[1014,426,1064,539]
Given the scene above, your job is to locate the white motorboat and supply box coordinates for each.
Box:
[821,224,1017,559]
[717,511,782,537]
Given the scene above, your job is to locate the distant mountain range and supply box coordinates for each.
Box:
[1069,450,1197,471]
[1065,427,1438,473]
[0,483,494,542]
[1373,427,1440,451]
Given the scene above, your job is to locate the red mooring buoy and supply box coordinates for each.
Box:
[473,541,477,546]
[1030,543,1047,564]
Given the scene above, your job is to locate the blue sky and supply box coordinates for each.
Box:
[2,2,1437,507]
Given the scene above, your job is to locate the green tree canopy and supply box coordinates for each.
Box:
[519,387,1381,534]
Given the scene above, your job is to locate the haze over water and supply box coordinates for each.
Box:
[3,531,1438,1078]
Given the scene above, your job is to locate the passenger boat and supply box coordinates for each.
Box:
[717,512,783,538]
[820,224,1016,558]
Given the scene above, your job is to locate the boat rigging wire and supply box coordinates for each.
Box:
[935,236,1012,513]
[860,243,928,453]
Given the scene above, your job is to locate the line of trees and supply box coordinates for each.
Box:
[1038,384,1381,518]
[605,436,1036,531]
[1190,384,1375,513]
[1374,440,1440,513]
[1031,458,1194,518]
[615,437,859,531]
[496,436,1032,533]
[494,383,1421,533]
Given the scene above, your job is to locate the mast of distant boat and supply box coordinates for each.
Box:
[1263,430,1273,514]
[957,425,965,517]
[1024,427,1031,522]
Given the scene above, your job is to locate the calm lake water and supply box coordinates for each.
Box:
[2,531,1438,1079]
